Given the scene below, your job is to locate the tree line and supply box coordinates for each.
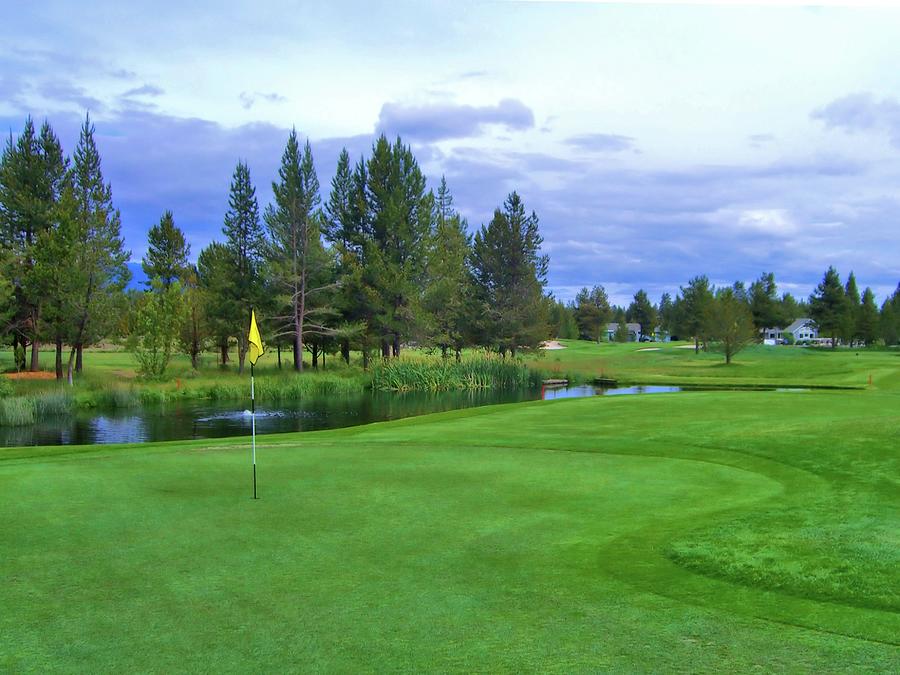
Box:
[3,114,898,380]
[0,116,550,380]
[551,268,900,362]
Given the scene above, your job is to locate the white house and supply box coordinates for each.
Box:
[761,318,818,344]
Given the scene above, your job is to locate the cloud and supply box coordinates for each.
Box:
[377,98,534,142]
[122,84,164,97]
[239,91,288,110]
[37,80,105,112]
[811,92,900,146]
[564,133,637,153]
[747,133,775,148]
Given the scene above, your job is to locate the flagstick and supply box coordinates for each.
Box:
[251,362,257,500]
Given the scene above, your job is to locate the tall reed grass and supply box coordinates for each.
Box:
[371,357,542,392]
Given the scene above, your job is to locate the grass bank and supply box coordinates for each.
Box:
[1,385,897,670]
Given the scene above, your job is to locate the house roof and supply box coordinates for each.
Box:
[606,322,642,333]
[785,318,815,334]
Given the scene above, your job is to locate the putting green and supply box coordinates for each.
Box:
[2,390,898,671]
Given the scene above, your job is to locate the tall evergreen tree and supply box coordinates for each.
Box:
[843,271,861,345]
[470,191,548,356]
[142,210,190,288]
[197,242,235,365]
[222,160,265,373]
[657,292,675,338]
[573,285,611,342]
[857,287,879,346]
[880,284,900,345]
[749,272,782,331]
[423,178,472,360]
[677,275,714,353]
[809,266,847,349]
[626,289,657,341]
[265,131,333,371]
[64,114,130,383]
[0,117,68,370]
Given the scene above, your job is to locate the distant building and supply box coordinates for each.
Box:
[761,318,819,344]
[606,322,644,342]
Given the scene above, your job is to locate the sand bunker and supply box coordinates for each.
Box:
[540,340,567,350]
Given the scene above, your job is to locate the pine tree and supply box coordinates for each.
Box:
[0,117,68,370]
[222,160,265,373]
[677,275,714,353]
[858,287,879,346]
[142,210,190,288]
[749,272,782,331]
[880,284,900,345]
[809,266,847,349]
[64,114,130,383]
[470,192,548,356]
[265,131,333,371]
[363,135,433,357]
[574,285,611,342]
[657,292,675,338]
[843,271,861,345]
[626,289,657,341]
[197,242,234,366]
[423,178,472,359]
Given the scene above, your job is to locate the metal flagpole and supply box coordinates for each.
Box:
[251,362,257,499]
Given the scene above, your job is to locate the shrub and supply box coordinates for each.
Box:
[0,397,35,426]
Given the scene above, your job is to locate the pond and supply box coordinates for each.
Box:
[3,383,693,447]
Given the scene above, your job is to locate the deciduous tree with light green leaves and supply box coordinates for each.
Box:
[131,278,185,379]
[707,286,757,364]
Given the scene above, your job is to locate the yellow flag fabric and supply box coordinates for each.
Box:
[248,310,265,366]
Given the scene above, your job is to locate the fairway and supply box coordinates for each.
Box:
[2,389,898,671]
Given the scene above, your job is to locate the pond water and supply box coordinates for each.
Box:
[3,383,691,447]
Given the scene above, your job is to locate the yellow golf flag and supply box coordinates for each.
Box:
[248,310,265,366]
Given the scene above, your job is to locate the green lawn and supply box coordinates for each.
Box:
[528,339,899,389]
[2,383,898,670]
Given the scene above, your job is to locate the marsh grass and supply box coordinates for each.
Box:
[371,357,542,392]
[0,397,35,426]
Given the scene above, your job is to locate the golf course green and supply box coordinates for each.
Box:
[2,345,899,671]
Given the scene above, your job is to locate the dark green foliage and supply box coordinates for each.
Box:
[265,130,333,371]
[809,266,847,349]
[197,242,235,365]
[626,289,657,340]
[574,285,611,342]
[548,297,578,340]
[676,275,714,352]
[881,284,900,345]
[470,192,549,355]
[222,160,265,372]
[422,177,473,359]
[749,272,782,330]
[857,287,879,346]
[142,210,190,288]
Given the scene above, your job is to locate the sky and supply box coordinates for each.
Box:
[2,0,900,305]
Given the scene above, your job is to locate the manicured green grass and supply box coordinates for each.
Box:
[2,385,898,670]
[528,339,899,389]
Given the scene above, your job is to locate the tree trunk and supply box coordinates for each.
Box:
[293,331,302,372]
[55,337,63,380]
[220,341,229,365]
[312,342,319,369]
[238,339,246,374]
[455,348,461,363]
[277,345,282,369]
[29,306,40,371]
[392,335,400,358]
[75,343,84,372]
[362,349,369,370]
[66,347,76,386]
[381,340,390,358]
[694,337,700,354]
[341,340,350,365]
[441,345,447,359]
